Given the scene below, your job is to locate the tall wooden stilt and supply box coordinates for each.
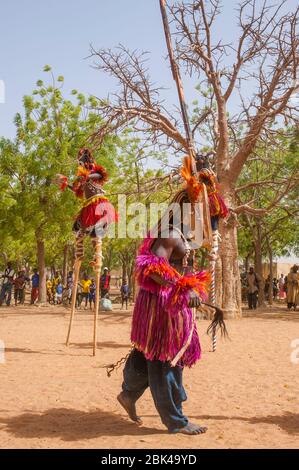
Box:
[66,258,81,346]
[210,230,220,351]
[93,237,102,356]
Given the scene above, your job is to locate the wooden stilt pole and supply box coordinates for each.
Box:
[159,0,197,172]
[66,257,82,346]
[159,2,217,347]
[93,237,102,356]
[210,230,220,351]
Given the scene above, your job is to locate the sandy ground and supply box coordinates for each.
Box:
[0,302,298,449]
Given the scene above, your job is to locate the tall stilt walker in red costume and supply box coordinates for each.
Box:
[55,148,118,355]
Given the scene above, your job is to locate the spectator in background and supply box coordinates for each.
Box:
[56,282,63,304]
[0,261,15,307]
[30,268,39,304]
[100,267,110,298]
[89,278,96,310]
[287,265,299,310]
[264,275,270,300]
[80,274,92,310]
[67,271,73,305]
[246,267,260,309]
[46,277,52,304]
[278,273,286,299]
[52,271,61,300]
[273,278,278,300]
[14,271,26,305]
[284,275,288,295]
[120,278,130,310]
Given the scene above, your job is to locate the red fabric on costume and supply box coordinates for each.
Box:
[79,199,118,230]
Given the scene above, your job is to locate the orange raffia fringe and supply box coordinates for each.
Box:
[171,271,212,307]
[181,155,202,203]
[93,164,109,184]
[143,258,179,281]
[77,164,108,185]
[77,166,91,178]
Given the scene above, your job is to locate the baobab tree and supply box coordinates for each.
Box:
[90,0,298,317]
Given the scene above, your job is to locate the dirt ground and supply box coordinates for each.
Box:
[0,303,298,449]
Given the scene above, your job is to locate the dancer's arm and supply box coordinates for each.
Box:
[150,236,201,308]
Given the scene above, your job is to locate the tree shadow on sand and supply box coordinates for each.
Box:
[190,412,299,435]
[4,347,84,357]
[100,313,132,324]
[0,408,166,441]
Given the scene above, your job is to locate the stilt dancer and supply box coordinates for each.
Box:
[54,148,118,355]
[159,0,228,350]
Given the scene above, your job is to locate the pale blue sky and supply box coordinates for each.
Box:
[0,0,182,138]
[0,0,296,141]
[0,0,266,138]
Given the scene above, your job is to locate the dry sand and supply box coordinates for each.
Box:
[0,303,298,449]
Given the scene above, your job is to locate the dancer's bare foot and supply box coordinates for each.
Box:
[117,392,143,425]
[176,422,207,435]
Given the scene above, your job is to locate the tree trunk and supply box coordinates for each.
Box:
[245,254,250,272]
[216,207,242,318]
[266,237,273,305]
[122,261,127,281]
[127,258,135,301]
[254,218,265,307]
[70,243,75,270]
[36,231,47,304]
[62,244,68,286]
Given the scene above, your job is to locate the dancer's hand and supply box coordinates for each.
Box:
[52,174,66,185]
[53,174,69,191]
[188,290,201,308]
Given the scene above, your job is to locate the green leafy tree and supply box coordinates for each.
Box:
[0,67,118,302]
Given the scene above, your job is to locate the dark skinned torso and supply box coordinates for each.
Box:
[150,228,200,308]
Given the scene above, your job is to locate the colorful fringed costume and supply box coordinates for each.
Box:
[197,169,229,231]
[58,153,118,235]
[55,148,119,356]
[118,185,226,433]
[131,237,211,368]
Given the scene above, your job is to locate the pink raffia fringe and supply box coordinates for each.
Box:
[131,237,211,368]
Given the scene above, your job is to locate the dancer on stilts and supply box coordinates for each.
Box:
[159,0,229,352]
[195,154,229,351]
[116,160,227,435]
[54,148,118,355]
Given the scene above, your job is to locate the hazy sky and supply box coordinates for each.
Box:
[1,0,296,139]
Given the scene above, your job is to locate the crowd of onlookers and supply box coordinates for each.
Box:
[0,262,131,310]
[241,265,299,310]
[264,273,287,301]
[1,260,297,312]
[0,262,40,307]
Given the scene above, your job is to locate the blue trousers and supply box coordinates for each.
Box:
[122,349,188,433]
[0,283,12,306]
